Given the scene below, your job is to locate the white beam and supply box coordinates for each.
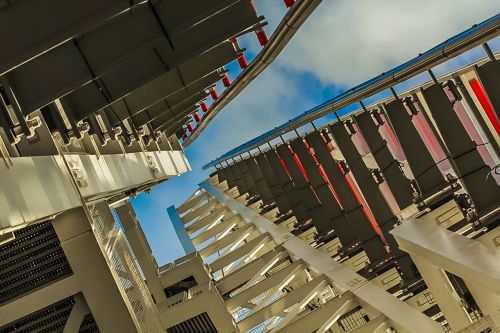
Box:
[390,219,500,294]
[201,181,443,333]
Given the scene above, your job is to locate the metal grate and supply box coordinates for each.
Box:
[109,232,163,333]
[166,312,218,333]
[0,297,74,333]
[111,208,146,280]
[88,203,116,248]
[0,221,72,305]
[89,203,162,332]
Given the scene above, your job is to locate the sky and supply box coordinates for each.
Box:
[132,0,500,265]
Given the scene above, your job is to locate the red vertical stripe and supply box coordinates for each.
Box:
[469,78,500,135]
[338,160,385,241]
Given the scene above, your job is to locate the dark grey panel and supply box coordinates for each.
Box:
[254,153,293,214]
[151,104,200,131]
[116,43,232,124]
[218,165,237,189]
[421,83,500,215]
[161,115,191,137]
[0,0,132,74]
[4,42,93,114]
[475,60,500,120]
[244,158,275,205]
[290,138,359,246]
[264,149,312,226]
[58,2,258,122]
[157,0,241,34]
[329,121,417,282]
[132,90,209,128]
[4,1,250,117]
[276,144,332,234]
[354,112,414,208]
[234,160,259,198]
[384,99,447,198]
[226,163,249,195]
[305,131,390,264]
[77,5,164,75]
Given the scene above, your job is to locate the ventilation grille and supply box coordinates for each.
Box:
[0,221,72,305]
[167,312,218,333]
[78,313,100,333]
[0,297,74,333]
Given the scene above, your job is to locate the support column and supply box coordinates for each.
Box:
[116,202,167,304]
[391,219,500,328]
[63,293,90,333]
[411,254,471,331]
[52,207,141,333]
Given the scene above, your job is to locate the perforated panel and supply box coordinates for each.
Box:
[0,297,74,333]
[0,221,72,305]
[78,313,100,333]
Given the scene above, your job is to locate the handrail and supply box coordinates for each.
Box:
[202,13,500,170]
[183,0,323,146]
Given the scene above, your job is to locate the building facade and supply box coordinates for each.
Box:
[0,3,499,333]
[166,28,500,332]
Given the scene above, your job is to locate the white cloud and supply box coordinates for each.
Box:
[189,64,315,165]
[276,0,500,86]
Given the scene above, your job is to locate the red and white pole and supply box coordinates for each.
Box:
[193,112,201,123]
[209,87,219,101]
[200,101,209,113]
[222,74,231,88]
[255,27,268,46]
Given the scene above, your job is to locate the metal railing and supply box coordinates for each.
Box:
[157,281,214,312]
[202,13,500,170]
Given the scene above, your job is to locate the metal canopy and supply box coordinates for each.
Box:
[4,1,258,117]
[0,0,138,75]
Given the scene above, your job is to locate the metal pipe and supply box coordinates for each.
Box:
[184,0,323,146]
[202,13,500,170]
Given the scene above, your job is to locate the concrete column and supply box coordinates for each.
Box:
[391,219,500,328]
[411,254,471,331]
[63,293,90,333]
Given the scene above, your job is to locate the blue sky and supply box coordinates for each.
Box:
[131,0,500,265]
